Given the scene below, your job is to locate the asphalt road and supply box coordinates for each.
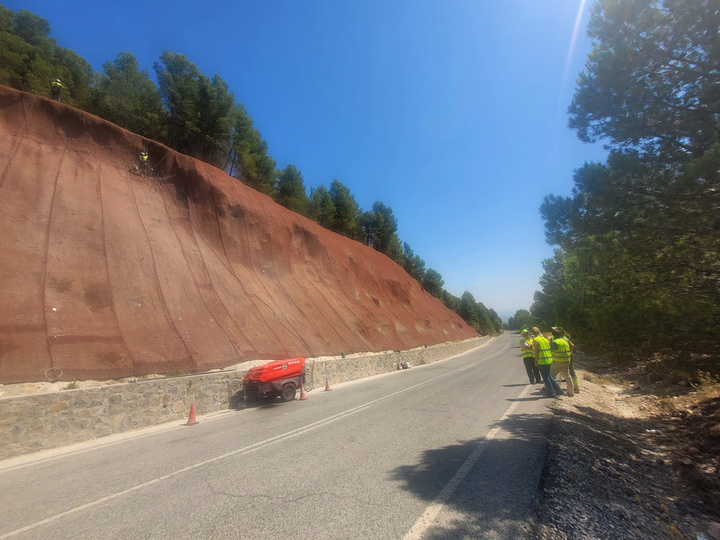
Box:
[0,333,553,539]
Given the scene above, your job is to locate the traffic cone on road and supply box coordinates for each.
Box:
[299,384,307,400]
[324,377,332,391]
[184,403,199,426]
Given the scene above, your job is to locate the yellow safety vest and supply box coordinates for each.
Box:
[520,337,534,358]
[534,335,553,365]
[551,338,571,362]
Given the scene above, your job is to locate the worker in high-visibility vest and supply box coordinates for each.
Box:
[532,326,564,399]
[50,79,64,101]
[550,327,574,397]
[555,327,580,393]
[519,329,541,384]
[139,152,149,175]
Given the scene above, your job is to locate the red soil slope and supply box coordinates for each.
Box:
[0,86,478,383]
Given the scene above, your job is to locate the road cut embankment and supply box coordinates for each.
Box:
[0,85,478,384]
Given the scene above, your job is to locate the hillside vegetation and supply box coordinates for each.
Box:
[511,0,719,373]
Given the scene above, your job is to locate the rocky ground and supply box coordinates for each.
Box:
[532,354,720,540]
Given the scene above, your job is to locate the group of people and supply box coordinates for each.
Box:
[519,326,579,399]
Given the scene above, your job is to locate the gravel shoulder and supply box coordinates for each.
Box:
[532,355,720,540]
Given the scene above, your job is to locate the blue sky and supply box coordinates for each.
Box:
[7,0,607,321]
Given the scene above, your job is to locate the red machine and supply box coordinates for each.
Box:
[242,358,306,402]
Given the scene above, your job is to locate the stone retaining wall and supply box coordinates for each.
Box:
[0,336,489,460]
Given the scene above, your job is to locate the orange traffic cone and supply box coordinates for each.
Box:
[184,403,199,426]
[299,384,307,400]
[324,377,332,391]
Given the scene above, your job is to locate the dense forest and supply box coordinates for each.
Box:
[510,0,719,367]
[0,3,503,335]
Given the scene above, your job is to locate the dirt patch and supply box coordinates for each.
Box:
[533,354,720,540]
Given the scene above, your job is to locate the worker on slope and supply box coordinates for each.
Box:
[50,79,64,101]
[139,152,149,176]
[550,327,574,397]
[520,329,541,384]
[532,326,564,399]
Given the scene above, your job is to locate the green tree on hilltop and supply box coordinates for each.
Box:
[402,243,426,284]
[488,308,503,332]
[370,202,403,263]
[154,51,235,166]
[11,8,50,45]
[359,210,378,246]
[358,202,403,263]
[226,104,276,196]
[154,51,202,155]
[308,185,335,228]
[459,292,481,329]
[195,73,235,166]
[329,179,360,239]
[275,164,310,216]
[422,269,444,299]
[90,52,166,142]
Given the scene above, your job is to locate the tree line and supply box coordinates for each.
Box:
[0,3,503,336]
[513,0,719,366]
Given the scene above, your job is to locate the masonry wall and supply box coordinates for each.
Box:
[0,337,489,460]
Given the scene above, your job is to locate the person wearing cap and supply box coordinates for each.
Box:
[519,329,541,384]
[139,152,149,175]
[554,327,580,393]
[50,79,64,101]
[550,327,574,397]
[533,326,564,399]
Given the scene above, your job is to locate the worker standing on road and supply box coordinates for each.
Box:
[533,326,564,399]
[550,327,574,397]
[50,79,64,101]
[520,329,541,384]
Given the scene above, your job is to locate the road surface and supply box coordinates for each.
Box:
[0,333,553,539]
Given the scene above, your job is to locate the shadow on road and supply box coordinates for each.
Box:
[390,412,549,538]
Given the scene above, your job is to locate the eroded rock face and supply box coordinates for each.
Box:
[0,86,478,383]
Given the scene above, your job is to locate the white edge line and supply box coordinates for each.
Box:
[0,339,510,539]
[402,383,532,540]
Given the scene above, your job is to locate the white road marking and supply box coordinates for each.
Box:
[402,382,532,540]
[1,340,510,539]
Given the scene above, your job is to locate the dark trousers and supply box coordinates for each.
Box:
[522,356,541,383]
[538,363,563,397]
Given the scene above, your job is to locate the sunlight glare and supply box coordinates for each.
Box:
[563,0,588,89]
